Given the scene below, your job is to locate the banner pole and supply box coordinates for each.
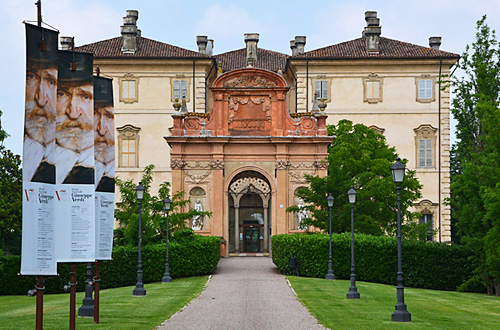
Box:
[35,276,45,330]
[69,264,77,330]
[94,261,100,324]
[36,0,42,27]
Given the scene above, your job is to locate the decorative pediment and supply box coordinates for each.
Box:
[414,124,437,139]
[117,124,141,138]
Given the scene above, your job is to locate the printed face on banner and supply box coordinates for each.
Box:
[94,106,115,186]
[55,52,94,185]
[94,77,115,192]
[23,25,58,184]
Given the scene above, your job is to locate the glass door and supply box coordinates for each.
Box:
[243,225,262,252]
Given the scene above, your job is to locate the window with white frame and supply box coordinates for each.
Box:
[173,80,188,100]
[414,125,437,169]
[418,79,433,99]
[415,76,435,102]
[419,139,433,167]
[314,80,329,100]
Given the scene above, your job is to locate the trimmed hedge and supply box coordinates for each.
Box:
[272,233,476,291]
[0,235,220,295]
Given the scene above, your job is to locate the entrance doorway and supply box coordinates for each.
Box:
[228,171,271,254]
[242,224,263,252]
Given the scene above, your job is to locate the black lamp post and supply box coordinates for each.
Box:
[162,196,173,283]
[346,186,360,299]
[325,193,335,280]
[77,262,94,316]
[391,158,411,322]
[133,182,146,296]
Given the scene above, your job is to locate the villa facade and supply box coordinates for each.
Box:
[76,10,459,254]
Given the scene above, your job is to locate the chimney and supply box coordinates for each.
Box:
[207,39,214,56]
[60,36,73,50]
[363,11,381,54]
[197,36,208,54]
[294,36,306,54]
[429,36,442,50]
[121,10,139,54]
[290,40,297,56]
[244,33,259,65]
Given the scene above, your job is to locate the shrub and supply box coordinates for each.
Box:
[0,235,220,295]
[457,275,488,293]
[272,233,477,291]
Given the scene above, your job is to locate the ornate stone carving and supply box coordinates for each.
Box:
[171,159,186,169]
[300,117,316,130]
[185,161,212,169]
[209,160,225,169]
[414,124,437,139]
[289,162,316,169]
[313,160,329,169]
[184,117,201,130]
[289,171,314,184]
[228,96,272,125]
[230,177,270,194]
[185,171,210,184]
[275,160,291,170]
[223,75,277,88]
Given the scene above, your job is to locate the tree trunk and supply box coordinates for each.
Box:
[494,282,500,296]
[486,277,494,295]
[3,237,10,256]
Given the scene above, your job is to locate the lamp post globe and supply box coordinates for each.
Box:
[162,196,173,283]
[325,194,335,280]
[133,182,146,296]
[346,186,360,299]
[391,158,411,322]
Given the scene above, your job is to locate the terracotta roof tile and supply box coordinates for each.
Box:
[214,48,288,73]
[75,36,210,58]
[291,37,459,60]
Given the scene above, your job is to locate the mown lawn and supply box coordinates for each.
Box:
[0,276,207,330]
[288,276,500,330]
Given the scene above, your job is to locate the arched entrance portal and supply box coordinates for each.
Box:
[228,171,271,253]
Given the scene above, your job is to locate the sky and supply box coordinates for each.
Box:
[1,0,499,156]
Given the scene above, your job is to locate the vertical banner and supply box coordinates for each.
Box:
[54,50,96,262]
[94,76,115,260]
[21,24,59,275]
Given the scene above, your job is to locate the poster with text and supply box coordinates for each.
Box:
[94,76,115,260]
[21,24,59,275]
[54,50,96,262]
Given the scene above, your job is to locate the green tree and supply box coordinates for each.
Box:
[114,164,211,246]
[288,120,423,238]
[450,16,500,295]
[0,110,22,255]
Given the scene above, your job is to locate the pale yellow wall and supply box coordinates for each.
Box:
[95,55,454,243]
[94,59,212,195]
[291,59,454,242]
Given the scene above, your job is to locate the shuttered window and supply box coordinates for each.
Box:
[366,81,380,99]
[419,139,433,167]
[314,80,329,100]
[418,79,433,99]
[173,80,188,100]
[122,80,136,100]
